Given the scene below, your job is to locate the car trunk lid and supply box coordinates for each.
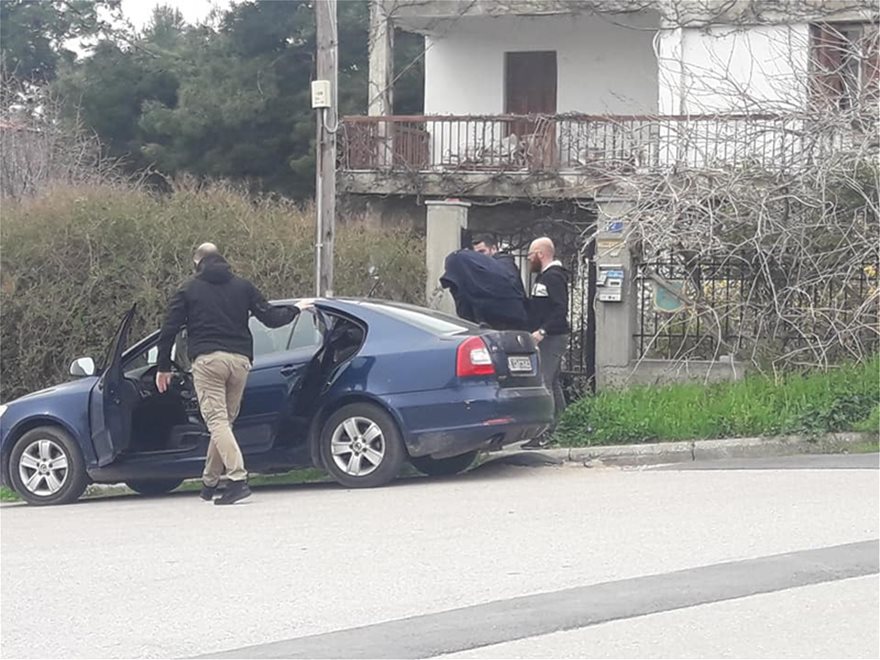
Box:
[479,330,543,388]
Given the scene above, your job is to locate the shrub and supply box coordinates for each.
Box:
[555,357,880,446]
[0,182,425,401]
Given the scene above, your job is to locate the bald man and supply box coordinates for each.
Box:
[156,243,306,505]
[523,237,570,448]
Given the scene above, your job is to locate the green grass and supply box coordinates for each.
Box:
[847,439,880,453]
[556,357,880,447]
[853,404,880,434]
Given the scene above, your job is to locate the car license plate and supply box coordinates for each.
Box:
[507,356,532,373]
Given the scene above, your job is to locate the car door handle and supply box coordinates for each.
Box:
[280,365,299,377]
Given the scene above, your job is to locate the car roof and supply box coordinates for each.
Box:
[274,298,480,334]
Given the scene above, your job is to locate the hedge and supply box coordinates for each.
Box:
[0,183,425,401]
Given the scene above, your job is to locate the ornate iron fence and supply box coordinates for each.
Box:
[635,254,880,363]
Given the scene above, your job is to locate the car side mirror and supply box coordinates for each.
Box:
[69,357,96,377]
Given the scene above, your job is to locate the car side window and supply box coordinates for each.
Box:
[124,334,183,376]
[125,314,320,372]
[288,310,323,351]
[250,316,295,358]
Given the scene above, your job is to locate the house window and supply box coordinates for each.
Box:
[810,23,879,111]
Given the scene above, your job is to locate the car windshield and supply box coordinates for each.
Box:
[358,301,475,336]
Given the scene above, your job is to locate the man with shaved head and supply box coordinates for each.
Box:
[523,236,570,448]
[156,243,307,504]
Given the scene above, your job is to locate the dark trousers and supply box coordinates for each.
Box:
[539,334,568,424]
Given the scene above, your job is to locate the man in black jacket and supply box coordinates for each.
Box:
[156,243,307,505]
[523,236,570,449]
[440,249,529,331]
[472,235,526,299]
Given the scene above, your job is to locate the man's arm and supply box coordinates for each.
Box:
[157,287,187,372]
[249,283,299,329]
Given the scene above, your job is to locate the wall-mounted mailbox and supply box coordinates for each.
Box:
[597,264,625,302]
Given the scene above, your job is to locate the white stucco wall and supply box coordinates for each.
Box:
[657,23,811,114]
[652,24,812,168]
[423,16,811,116]
[416,15,814,171]
[423,12,660,116]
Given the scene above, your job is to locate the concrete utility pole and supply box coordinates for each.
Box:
[314,0,338,297]
[368,0,394,168]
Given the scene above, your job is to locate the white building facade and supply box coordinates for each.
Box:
[340,0,878,390]
[346,1,876,175]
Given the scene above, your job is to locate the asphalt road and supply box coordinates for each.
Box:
[1,453,878,659]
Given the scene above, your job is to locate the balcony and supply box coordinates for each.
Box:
[339,114,863,199]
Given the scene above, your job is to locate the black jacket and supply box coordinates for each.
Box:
[528,262,570,335]
[157,254,298,370]
[440,250,529,331]
[493,252,526,298]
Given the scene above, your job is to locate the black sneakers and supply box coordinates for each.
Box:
[200,484,218,502]
[214,480,252,505]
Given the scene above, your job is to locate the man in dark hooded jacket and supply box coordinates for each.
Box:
[155,243,308,505]
[472,235,526,299]
[440,249,528,331]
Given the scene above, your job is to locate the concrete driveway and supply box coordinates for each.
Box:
[1,453,878,659]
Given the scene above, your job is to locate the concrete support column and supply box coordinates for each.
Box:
[368,0,393,167]
[425,199,469,314]
[594,194,638,391]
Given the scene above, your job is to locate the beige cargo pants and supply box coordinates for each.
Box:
[191,351,251,486]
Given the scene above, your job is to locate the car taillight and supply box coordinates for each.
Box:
[456,336,495,378]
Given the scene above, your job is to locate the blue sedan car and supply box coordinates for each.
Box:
[0,299,553,505]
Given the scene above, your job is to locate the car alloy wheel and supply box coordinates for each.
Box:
[320,403,405,489]
[330,416,386,477]
[18,438,69,497]
[10,426,88,505]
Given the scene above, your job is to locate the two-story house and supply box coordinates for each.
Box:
[340,0,878,390]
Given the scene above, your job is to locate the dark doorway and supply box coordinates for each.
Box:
[504,51,558,169]
[504,51,558,116]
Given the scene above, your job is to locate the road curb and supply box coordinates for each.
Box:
[84,433,878,495]
[511,432,878,467]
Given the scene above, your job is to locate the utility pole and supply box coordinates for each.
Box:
[368,0,393,168]
[314,0,338,297]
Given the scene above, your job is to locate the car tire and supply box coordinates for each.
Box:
[9,426,89,506]
[411,450,478,477]
[320,403,405,488]
[125,479,183,496]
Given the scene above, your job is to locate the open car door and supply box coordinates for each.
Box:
[279,306,333,430]
[295,304,339,411]
[89,305,137,467]
[294,303,368,466]
[268,304,344,448]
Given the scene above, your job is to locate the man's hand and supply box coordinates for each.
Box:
[531,330,545,345]
[296,298,317,311]
[156,372,173,394]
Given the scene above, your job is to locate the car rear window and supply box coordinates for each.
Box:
[359,302,475,336]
